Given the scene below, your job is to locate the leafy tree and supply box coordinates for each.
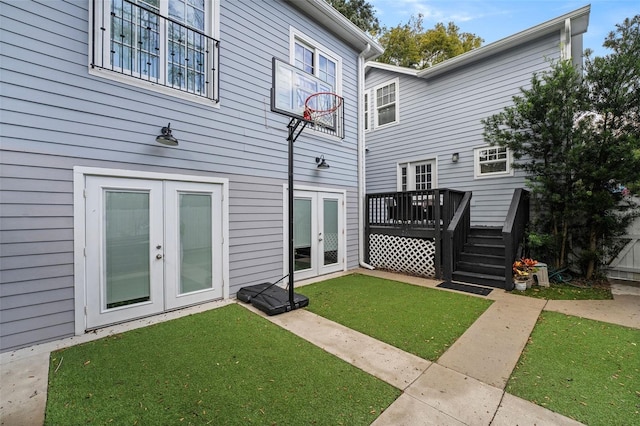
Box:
[483,15,640,279]
[327,0,380,36]
[377,14,483,68]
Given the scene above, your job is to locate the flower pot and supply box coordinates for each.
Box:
[514,280,527,291]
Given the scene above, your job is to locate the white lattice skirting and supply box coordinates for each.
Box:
[369,234,436,277]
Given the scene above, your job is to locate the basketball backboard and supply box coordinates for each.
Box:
[270,57,334,121]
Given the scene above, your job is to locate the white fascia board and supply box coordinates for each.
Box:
[286,0,384,60]
[365,61,420,76]
[416,4,591,79]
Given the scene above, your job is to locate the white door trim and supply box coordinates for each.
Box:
[73,167,229,335]
[282,184,347,282]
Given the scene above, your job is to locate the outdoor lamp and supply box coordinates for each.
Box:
[452,152,459,162]
[315,155,330,169]
[156,123,179,146]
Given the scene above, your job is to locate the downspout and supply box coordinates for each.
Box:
[358,43,375,270]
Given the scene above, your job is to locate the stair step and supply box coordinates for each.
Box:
[456,261,505,276]
[452,270,506,288]
[468,227,502,237]
[467,235,503,245]
[459,252,505,266]
[463,243,505,256]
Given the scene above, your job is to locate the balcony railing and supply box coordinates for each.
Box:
[92,0,220,102]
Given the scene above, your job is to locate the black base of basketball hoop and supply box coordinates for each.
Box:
[238,282,309,316]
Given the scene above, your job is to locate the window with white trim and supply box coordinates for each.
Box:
[290,28,342,137]
[374,78,398,127]
[474,146,512,178]
[291,30,341,95]
[90,0,220,103]
[363,92,369,131]
[398,160,436,191]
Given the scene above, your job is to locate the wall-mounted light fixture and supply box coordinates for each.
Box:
[315,155,330,169]
[156,123,179,146]
[452,152,459,163]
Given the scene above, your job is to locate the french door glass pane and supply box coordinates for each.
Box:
[294,198,312,271]
[179,193,212,294]
[105,191,151,308]
[323,199,338,266]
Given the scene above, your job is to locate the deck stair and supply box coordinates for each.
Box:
[452,227,506,288]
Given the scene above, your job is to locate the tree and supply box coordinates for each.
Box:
[482,15,640,279]
[327,0,380,36]
[377,15,483,68]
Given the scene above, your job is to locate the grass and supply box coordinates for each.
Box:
[45,304,400,425]
[298,274,493,360]
[507,311,640,425]
[520,283,613,300]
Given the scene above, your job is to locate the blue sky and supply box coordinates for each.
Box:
[368,0,638,57]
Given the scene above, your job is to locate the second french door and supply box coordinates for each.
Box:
[293,190,345,280]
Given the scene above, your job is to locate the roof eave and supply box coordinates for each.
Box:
[416,4,591,79]
[286,0,384,60]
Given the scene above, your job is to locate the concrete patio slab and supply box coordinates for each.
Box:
[404,363,504,425]
[436,296,546,389]
[371,393,466,426]
[492,392,585,426]
[0,352,49,426]
[240,303,431,390]
[545,295,640,329]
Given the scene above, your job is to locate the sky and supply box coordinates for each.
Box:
[368,0,638,58]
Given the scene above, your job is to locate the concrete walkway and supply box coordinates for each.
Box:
[2,270,639,425]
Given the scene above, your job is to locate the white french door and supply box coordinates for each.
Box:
[84,176,223,329]
[292,190,345,280]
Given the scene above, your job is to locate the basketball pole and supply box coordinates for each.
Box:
[287,118,307,308]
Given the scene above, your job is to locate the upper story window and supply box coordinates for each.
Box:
[398,159,436,191]
[90,0,220,104]
[474,146,513,178]
[364,93,369,131]
[374,78,399,128]
[290,28,342,138]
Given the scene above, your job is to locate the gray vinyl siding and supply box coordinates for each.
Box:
[0,0,362,351]
[365,33,562,226]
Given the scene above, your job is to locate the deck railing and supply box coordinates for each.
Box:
[365,189,466,278]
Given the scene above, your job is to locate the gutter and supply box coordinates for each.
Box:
[358,43,375,270]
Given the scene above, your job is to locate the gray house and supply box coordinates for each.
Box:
[362,6,590,287]
[0,0,382,352]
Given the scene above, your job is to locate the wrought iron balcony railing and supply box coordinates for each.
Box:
[92,0,220,102]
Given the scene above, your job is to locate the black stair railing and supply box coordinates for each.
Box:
[502,188,530,290]
[443,192,472,281]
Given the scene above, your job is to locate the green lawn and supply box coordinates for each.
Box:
[298,274,493,360]
[520,283,613,300]
[45,304,400,425]
[507,311,640,425]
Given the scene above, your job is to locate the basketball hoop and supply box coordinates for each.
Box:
[304,92,343,129]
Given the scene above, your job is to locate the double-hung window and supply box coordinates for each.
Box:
[374,78,399,128]
[91,0,220,103]
[290,28,342,137]
[474,146,513,178]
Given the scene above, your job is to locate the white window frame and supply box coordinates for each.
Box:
[88,0,220,107]
[363,92,369,132]
[474,146,514,179]
[396,158,437,191]
[289,27,343,96]
[373,78,399,128]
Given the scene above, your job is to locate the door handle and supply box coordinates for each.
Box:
[156,254,163,259]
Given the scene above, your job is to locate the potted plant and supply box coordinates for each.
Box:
[513,258,538,290]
